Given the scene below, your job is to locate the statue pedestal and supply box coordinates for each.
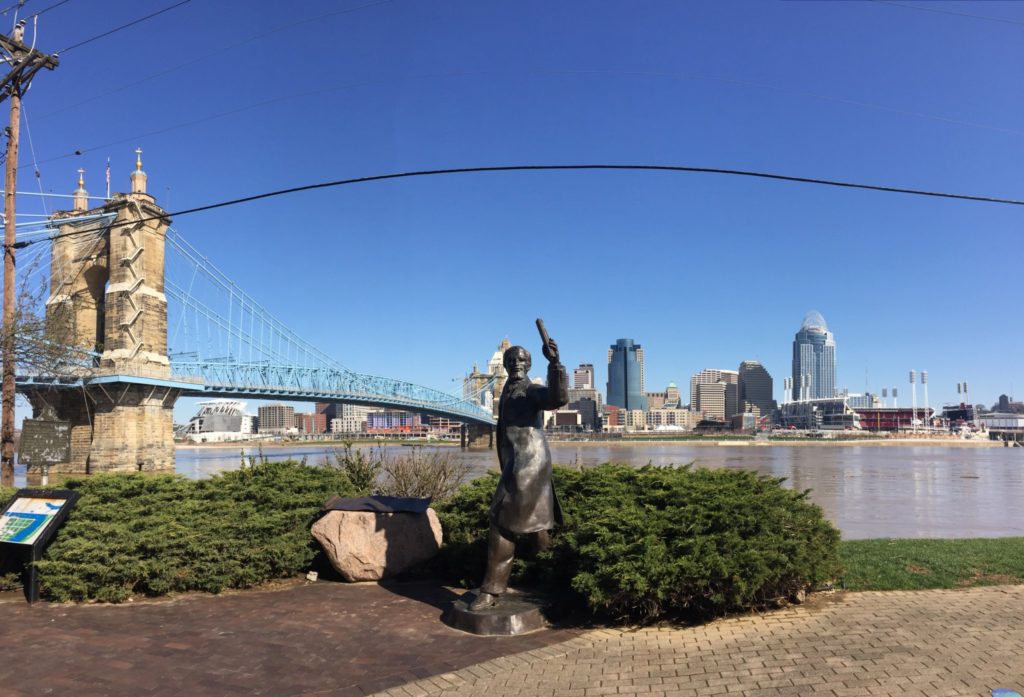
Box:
[447,589,548,636]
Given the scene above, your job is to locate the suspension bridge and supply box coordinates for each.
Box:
[11,157,495,474]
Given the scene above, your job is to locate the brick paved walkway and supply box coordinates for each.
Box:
[2,583,1022,696]
[372,586,1024,697]
[0,580,579,697]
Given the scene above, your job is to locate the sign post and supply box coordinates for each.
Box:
[0,489,79,603]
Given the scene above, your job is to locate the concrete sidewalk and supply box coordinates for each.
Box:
[373,586,1024,697]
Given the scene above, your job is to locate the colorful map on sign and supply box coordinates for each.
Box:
[0,497,66,545]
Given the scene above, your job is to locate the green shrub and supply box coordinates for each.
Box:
[34,460,356,602]
[0,485,14,507]
[436,464,841,623]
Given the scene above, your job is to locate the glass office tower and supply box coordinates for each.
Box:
[607,338,647,411]
[791,311,836,401]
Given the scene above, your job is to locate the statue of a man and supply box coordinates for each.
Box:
[470,329,568,610]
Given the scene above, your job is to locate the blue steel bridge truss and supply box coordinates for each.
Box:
[13,217,496,426]
[169,360,496,423]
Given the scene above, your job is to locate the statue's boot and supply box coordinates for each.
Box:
[469,591,499,611]
[534,529,552,553]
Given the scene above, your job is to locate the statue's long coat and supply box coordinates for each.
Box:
[489,362,568,534]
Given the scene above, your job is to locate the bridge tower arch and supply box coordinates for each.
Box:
[25,152,182,473]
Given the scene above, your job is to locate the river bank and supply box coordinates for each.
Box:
[176,436,1002,449]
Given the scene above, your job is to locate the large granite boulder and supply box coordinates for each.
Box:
[311,508,443,582]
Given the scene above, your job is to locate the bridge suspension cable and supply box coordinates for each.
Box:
[163,227,494,421]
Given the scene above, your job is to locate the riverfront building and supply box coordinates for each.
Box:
[176,400,256,443]
[792,311,836,401]
[573,363,594,390]
[258,404,296,434]
[854,406,934,432]
[645,383,680,410]
[366,410,421,433]
[779,397,860,430]
[738,361,774,415]
[690,369,738,418]
[646,407,699,430]
[329,404,372,434]
[606,338,647,411]
[695,381,736,421]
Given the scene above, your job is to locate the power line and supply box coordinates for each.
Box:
[27,0,71,19]
[11,163,1024,250]
[21,104,48,215]
[869,0,1024,27]
[0,0,24,17]
[56,0,191,55]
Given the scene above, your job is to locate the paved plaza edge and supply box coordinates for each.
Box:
[372,586,1024,697]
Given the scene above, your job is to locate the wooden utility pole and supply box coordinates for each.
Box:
[0,26,58,486]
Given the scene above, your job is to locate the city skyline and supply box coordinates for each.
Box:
[169,308,1014,424]
[7,1,1019,424]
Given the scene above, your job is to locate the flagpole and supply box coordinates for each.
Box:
[105,157,110,200]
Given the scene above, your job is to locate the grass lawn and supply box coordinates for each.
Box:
[839,538,1024,591]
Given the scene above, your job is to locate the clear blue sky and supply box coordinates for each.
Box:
[9,0,1024,421]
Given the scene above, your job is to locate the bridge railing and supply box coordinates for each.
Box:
[169,360,495,423]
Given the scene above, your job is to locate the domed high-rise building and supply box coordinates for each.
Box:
[791,311,836,401]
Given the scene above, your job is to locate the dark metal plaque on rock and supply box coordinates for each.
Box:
[18,418,71,467]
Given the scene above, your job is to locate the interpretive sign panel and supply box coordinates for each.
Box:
[0,489,80,603]
[0,496,70,545]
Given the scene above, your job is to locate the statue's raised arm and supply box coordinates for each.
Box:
[536,318,559,364]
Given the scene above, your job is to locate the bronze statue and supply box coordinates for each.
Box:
[469,320,568,611]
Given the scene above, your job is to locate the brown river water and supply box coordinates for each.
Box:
[173,442,1024,540]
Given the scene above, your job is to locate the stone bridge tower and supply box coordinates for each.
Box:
[23,152,187,473]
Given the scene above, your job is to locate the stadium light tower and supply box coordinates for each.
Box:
[921,371,929,431]
[910,370,917,434]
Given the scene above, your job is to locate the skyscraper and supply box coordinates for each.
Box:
[738,361,774,415]
[606,338,647,410]
[695,381,728,421]
[573,363,594,390]
[690,369,738,414]
[792,310,836,401]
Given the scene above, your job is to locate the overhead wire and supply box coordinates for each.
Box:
[56,0,191,55]
[21,103,48,216]
[27,0,71,19]
[0,0,25,17]
[868,0,1024,27]
[10,162,1024,251]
